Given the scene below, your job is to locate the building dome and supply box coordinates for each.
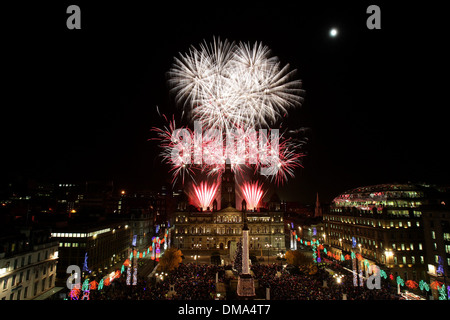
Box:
[331,183,429,213]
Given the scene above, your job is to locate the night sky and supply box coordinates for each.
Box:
[2,1,448,204]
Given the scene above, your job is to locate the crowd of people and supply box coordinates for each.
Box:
[252,263,399,300]
[89,263,225,300]
[86,259,399,300]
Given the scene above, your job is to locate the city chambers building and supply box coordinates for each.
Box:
[324,183,450,290]
[172,165,286,260]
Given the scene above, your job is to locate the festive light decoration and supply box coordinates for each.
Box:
[317,244,445,299]
[82,252,91,273]
[133,266,138,286]
[358,269,364,287]
[151,241,156,260]
[69,287,80,300]
[98,279,104,291]
[437,256,444,276]
[233,238,243,274]
[405,280,419,289]
[363,260,370,268]
[156,240,161,260]
[81,279,90,291]
[430,280,444,290]
[438,285,447,300]
[81,290,90,300]
[352,258,358,286]
[89,280,98,290]
[419,280,430,292]
[126,266,131,285]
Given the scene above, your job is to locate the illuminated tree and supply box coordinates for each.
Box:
[285,250,309,266]
[233,239,243,274]
[157,247,183,272]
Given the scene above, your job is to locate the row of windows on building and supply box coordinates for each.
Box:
[327,224,421,238]
[175,216,283,223]
[175,226,283,235]
[51,228,113,239]
[1,249,57,273]
[384,254,450,267]
[1,276,54,300]
[2,263,55,289]
[1,260,56,301]
[328,233,424,251]
[59,242,86,248]
[432,231,450,241]
[325,216,421,228]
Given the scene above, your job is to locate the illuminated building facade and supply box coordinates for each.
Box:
[0,227,58,300]
[324,183,449,288]
[51,222,132,285]
[172,166,286,258]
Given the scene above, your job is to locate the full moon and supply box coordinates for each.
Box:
[330,28,338,37]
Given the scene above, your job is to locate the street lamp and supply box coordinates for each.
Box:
[385,250,394,266]
[193,243,201,265]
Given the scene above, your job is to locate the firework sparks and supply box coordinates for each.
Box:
[192,181,219,211]
[241,181,265,211]
[151,117,303,185]
[150,115,195,185]
[168,37,304,131]
[152,37,305,185]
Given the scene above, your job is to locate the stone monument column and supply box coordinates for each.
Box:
[237,214,255,298]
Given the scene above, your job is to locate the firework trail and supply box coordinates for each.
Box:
[192,181,219,211]
[240,181,265,211]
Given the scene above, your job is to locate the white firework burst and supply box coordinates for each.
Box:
[167,37,304,131]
